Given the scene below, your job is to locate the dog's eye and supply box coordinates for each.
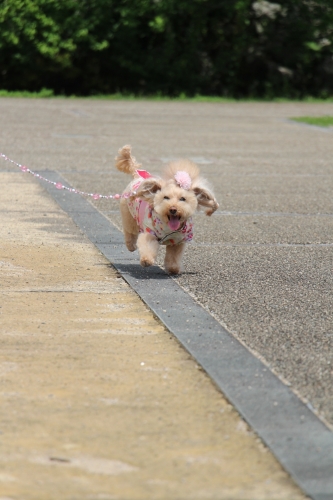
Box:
[180,197,186,201]
[164,196,170,200]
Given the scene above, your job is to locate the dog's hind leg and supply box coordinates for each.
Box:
[137,233,159,267]
[120,200,139,251]
[164,243,186,275]
[124,229,138,252]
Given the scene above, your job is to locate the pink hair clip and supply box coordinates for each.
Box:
[174,170,191,190]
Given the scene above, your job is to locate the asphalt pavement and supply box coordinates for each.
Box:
[2,97,332,424]
[1,97,333,499]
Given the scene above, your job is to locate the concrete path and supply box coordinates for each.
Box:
[2,97,333,499]
[0,172,305,499]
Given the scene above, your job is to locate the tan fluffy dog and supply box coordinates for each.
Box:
[115,145,218,275]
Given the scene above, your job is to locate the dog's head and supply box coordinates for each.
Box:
[132,159,219,230]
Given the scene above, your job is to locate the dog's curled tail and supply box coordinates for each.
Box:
[115,145,141,177]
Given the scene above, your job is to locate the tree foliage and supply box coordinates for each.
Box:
[0,0,332,97]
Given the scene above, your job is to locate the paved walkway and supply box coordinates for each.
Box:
[3,97,333,499]
[0,172,305,499]
[2,98,332,428]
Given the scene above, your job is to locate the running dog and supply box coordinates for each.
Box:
[115,145,218,275]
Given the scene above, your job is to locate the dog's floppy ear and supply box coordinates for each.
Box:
[133,177,163,203]
[193,183,219,216]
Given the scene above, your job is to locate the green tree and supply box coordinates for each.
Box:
[0,0,332,97]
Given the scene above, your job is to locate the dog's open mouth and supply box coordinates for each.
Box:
[167,214,181,231]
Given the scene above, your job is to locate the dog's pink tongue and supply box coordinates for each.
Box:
[168,216,181,231]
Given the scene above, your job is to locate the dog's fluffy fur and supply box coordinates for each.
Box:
[115,145,218,275]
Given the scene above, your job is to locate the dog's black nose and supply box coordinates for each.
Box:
[169,208,177,215]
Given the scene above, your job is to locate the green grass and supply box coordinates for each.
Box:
[88,92,237,102]
[0,89,236,100]
[0,88,56,98]
[0,89,238,101]
[291,116,333,127]
[1,88,333,103]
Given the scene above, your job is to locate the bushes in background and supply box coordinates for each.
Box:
[0,0,332,98]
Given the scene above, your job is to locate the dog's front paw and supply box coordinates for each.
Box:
[140,257,154,267]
